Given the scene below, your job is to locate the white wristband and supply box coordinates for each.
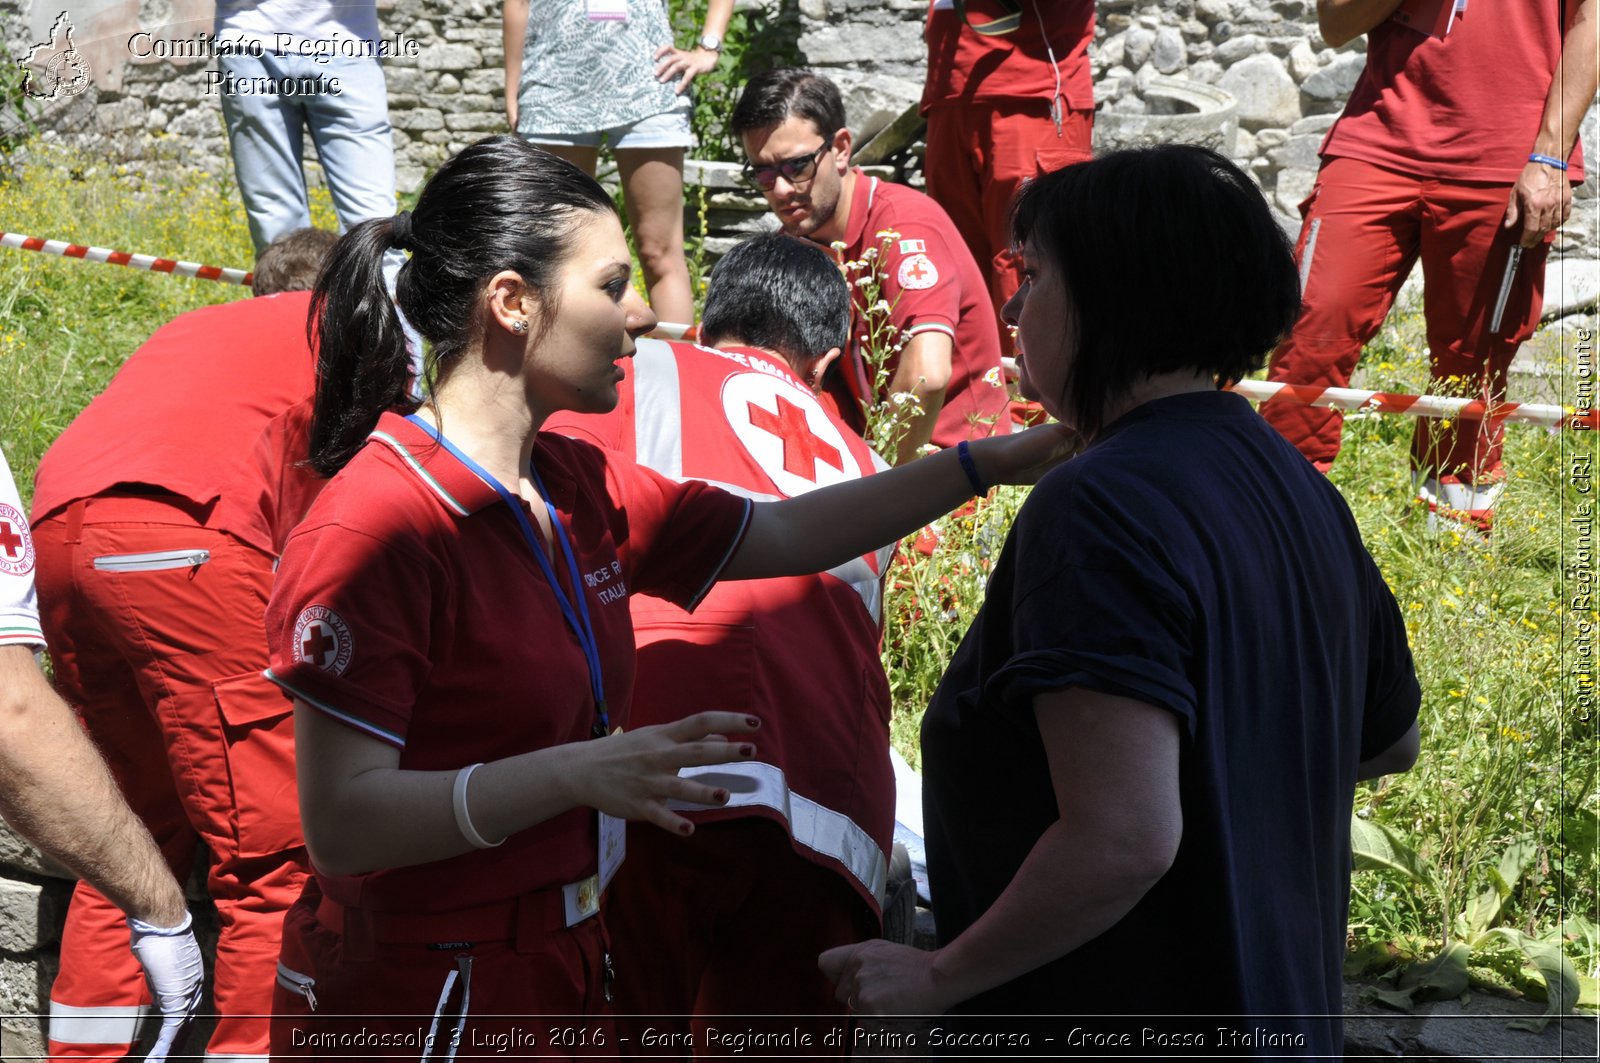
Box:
[452,763,504,849]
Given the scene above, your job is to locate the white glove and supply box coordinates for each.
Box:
[127,911,204,1063]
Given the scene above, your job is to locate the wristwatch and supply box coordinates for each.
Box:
[698,32,722,51]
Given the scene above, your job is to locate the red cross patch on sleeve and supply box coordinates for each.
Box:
[293,604,354,675]
[898,253,939,290]
[0,505,34,577]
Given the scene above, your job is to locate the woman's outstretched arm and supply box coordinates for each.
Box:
[723,422,1077,581]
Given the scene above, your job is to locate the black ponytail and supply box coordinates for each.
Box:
[307,215,417,475]
[306,135,617,476]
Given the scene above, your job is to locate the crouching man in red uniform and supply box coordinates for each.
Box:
[733,69,1010,466]
[546,233,894,1049]
[32,230,335,1062]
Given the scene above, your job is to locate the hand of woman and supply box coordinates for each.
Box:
[970,421,1082,488]
[653,44,719,94]
[818,940,961,1015]
[564,711,761,834]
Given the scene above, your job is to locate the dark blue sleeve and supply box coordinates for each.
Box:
[1358,557,1421,760]
[984,480,1199,736]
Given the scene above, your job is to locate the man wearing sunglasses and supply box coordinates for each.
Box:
[733,69,1011,465]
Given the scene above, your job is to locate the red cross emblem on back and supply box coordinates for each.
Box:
[748,396,844,482]
[0,523,21,559]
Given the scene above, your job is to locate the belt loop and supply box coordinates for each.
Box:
[343,905,375,963]
[63,499,85,546]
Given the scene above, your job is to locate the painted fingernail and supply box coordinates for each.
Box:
[679,822,693,836]
[745,716,760,728]
[714,789,730,803]
[739,744,755,757]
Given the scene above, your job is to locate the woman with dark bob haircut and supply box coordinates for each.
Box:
[259,134,1071,1053]
[822,146,1422,1052]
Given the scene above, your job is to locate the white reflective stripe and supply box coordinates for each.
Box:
[670,760,889,905]
[826,555,884,625]
[47,1001,148,1045]
[1299,217,1322,295]
[632,338,683,478]
[92,548,210,571]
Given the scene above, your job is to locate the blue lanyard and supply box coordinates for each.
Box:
[406,415,610,736]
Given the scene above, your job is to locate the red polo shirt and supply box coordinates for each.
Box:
[835,171,1010,447]
[1323,3,1584,183]
[32,292,318,555]
[921,0,1096,112]
[265,412,752,912]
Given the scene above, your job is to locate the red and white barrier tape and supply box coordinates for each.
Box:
[0,231,253,287]
[1227,378,1596,432]
[998,359,1595,432]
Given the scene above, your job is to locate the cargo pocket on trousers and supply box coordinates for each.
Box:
[214,670,303,856]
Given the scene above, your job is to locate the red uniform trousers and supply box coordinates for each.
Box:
[607,819,877,1058]
[272,881,614,1059]
[1264,156,1549,481]
[33,493,308,1061]
[923,100,1094,359]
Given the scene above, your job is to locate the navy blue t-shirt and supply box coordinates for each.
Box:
[921,391,1419,1050]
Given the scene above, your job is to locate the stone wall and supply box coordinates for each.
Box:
[9,0,1597,250]
[1,0,1597,1053]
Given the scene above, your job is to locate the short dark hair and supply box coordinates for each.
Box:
[700,234,849,367]
[730,68,846,141]
[1011,145,1300,437]
[252,227,338,296]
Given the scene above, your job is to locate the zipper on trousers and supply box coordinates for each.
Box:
[275,961,318,1011]
[93,549,211,572]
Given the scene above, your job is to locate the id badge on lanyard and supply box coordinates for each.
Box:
[404,416,627,892]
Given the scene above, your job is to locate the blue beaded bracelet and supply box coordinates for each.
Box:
[957,440,987,496]
[1529,152,1569,171]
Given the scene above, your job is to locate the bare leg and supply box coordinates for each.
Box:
[616,146,695,325]
[535,142,601,176]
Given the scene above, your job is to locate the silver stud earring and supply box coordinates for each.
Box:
[511,320,528,335]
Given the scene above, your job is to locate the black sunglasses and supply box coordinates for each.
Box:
[742,136,837,190]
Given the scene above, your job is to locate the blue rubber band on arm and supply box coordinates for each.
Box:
[1529,152,1569,171]
[957,440,987,496]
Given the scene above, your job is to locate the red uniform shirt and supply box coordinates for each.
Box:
[920,0,1096,112]
[32,292,319,555]
[1322,3,1584,183]
[547,340,896,907]
[836,171,1010,448]
[264,412,752,912]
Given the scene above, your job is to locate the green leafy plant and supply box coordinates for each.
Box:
[1353,818,1582,1029]
[668,0,802,162]
[0,38,41,176]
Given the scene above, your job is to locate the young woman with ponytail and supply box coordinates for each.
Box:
[262,134,1071,1052]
